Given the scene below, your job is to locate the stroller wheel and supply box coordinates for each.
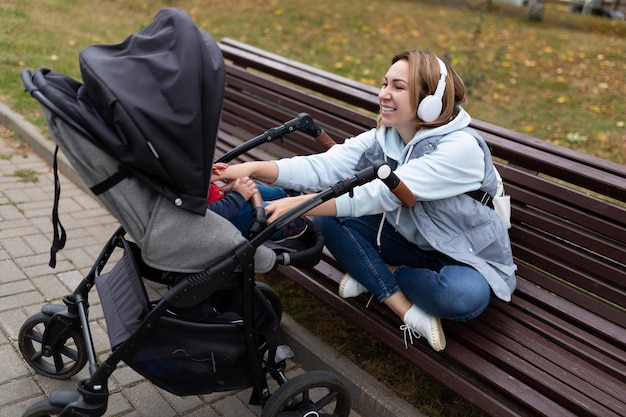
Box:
[18,312,87,379]
[21,399,62,417]
[257,282,282,321]
[261,370,351,417]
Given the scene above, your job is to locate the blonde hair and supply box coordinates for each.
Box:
[376,50,466,130]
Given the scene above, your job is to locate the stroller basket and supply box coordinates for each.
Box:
[96,236,279,396]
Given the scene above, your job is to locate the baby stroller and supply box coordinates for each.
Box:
[17,8,412,417]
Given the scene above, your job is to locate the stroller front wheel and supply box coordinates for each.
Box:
[18,312,87,379]
[261,370,351,417]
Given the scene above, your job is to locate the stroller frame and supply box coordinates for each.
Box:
[19,67,413,417]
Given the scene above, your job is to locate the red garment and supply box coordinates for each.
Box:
[208,183,225,203]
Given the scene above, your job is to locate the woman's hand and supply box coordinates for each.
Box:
[213,161,279,184]
[264,194,313,223]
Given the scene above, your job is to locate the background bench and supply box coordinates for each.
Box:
[217,38,626,417]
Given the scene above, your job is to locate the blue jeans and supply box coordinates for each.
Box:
[313,215,491,322]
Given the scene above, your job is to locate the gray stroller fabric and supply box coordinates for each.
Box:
[94,237,147,348]
[45,109,276,273]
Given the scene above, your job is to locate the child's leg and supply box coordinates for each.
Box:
[257,184,290,201]
[230,203,254,234]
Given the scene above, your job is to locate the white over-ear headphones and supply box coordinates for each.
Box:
[417,57,448,123]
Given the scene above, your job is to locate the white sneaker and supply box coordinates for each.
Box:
[401,305,446,351]
[338,274,368,298]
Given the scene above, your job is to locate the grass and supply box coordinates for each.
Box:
[1,0,625,163]
[0,1,624,416]
[9,168,40,183]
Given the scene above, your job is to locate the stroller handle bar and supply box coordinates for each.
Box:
[21,69,96,142]
[374,162,417,208]
[215,112,325,164]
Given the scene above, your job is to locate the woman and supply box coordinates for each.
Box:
[214,50,516,351]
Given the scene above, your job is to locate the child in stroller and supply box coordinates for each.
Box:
[208,162,308,242]
[17,7,414,417]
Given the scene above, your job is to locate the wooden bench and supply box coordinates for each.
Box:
[217,38,626,417]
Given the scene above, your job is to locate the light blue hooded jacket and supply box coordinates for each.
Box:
[274,108,516,301]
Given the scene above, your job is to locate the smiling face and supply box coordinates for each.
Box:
[378,59,419,144]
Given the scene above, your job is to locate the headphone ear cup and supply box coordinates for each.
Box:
[417,95,442,123]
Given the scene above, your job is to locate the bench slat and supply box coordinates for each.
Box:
[221,41,380,113]
[474,118,626,179]
[461,315,625,417]
[224,64,375,138]
[487,135,626,201]
[507,292,626,380]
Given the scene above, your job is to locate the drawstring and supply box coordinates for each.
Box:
[376,213,386,250]
[394,208,402,227]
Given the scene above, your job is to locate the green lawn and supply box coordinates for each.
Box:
[1,0,624,163]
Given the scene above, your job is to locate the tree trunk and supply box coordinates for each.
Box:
[528,0,545,21]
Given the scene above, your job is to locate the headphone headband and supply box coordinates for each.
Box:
[433,57,448,97]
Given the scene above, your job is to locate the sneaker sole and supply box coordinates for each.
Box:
[338,273,369,298]
[338,274,352,298]
[430,317,446,351]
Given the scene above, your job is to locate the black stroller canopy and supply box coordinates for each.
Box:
[76,7,224,215]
